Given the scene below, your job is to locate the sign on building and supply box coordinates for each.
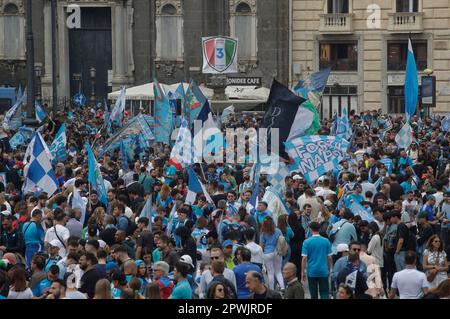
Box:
[202,36,238,74]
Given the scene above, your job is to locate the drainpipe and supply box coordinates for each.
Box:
[288,0,293,88]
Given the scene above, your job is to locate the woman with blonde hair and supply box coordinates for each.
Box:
[93,279,112,299]
[422,234,448,289]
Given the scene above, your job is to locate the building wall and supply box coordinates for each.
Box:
[292,0,450,116]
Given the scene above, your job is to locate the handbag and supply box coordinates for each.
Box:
[426,252,440,283]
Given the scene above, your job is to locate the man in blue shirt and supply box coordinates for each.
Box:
[22,209,45,270]
[254,202,271,225]
[170,261,192,299]
[233,247,262,299]
[301,222,332,299]
[398,150,413,175]
[33,264,60,298]
[163,160,177,186]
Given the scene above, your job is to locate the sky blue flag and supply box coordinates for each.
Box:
[441,115,450,132]
[35,102,46,123]
[108,86,126,132]
[87,143,109,208]
[336,107,352,140]
[248,163,261,214]
[49,123,67,162]
[175,82,186,116]
[72,187,87,226]
[16,85,23,100]
[139,196,154,225]
[185,166,214,207]
[405,39,419,121]
[4,90,26,128]
[120,140,129,172]
[9,127,35,150]
[293,68,331,107]
[153,80,172,144]
[349,201,374,222]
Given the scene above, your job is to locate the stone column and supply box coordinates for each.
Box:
[112,2,126,90]
[41,0,53,100]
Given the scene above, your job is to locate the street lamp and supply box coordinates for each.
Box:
[34,65,42,104]
[90,67,96,105]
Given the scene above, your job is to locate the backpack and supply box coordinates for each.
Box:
[276,235,289,257]
[329,221,347,243]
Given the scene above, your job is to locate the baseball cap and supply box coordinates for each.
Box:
[0,210,11,217]
[222,240,233,248]
[336,244,349,253]
[293,175,302,180]
[179,255,194,268]
[323,200,333,207]
[427,195,436,201]
[49,240,63,250]
[98,240,107,249]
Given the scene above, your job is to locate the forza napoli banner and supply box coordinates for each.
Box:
[202,36,238,74]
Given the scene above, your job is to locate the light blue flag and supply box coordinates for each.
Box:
[139,196,154,223]
[72,187,87,226]
[9,127,35,150]
[405,39,419,121]
[153,80,172,144]
[4,90,26,128]
[441,115,450,132]
[285,135,350,185]
[35,102,46,123]
[349,201,374,222]
[220,105,235,124]
[336,107,352,140]
[86,143,109,208]
[49,123,67,162]
[395,122,413,150]
[293,68,331,108]
[108,86,126,131]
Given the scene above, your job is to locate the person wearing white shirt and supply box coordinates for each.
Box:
[244,229,264,268]
[389,251,429,299]
[44,210,70,258]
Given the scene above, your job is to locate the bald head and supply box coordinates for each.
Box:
[282,262,297,281]
[123,260,137,276]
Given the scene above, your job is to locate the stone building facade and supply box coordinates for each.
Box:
[0,0,289,106]
[292,0,450,118]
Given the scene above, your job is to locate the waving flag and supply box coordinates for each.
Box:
[119,140,129,172]
[193,101,222,162]
[153,80,172,144]
[293,68,331,107]
[72,187,87,226]
[404,39,419,121]
[285,135,350,185]
[49,123,67,162]
[185,80,207,127]
[139,196,154,226]
[220,105,235,124]
[336,107,352,141]
[266,160,293,191]
[395,122,413,149]
[248,163,261,214]
[441,115,450,132]
[185,166,214,206]
[379,158,393,175]
[35,102,46,123]
[349,201,374,222]
[262,80,306,160]
[4,90,26,128]
[287,100,321,141]
[108,86,126,131]
[23,133,58,196]
[86,143,108,208]
[170,118,193,167]
[73,92,87,108]
[9,127,35,150]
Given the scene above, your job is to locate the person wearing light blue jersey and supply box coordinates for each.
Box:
[22,209,45,269]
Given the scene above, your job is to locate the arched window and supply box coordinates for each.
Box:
[230,1,257,63]
[156,2,183,61]
[0,2,25,60]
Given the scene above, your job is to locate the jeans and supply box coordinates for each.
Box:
[394,251,406,272]
[263,252,284,290]
[308,277,329,299]
[25,243,43,270]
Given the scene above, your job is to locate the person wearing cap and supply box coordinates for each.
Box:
[0,213,23,255]
[170,260,193,299]
[22,209,45,269]
[222,240,235,270]
[44,240,64,272]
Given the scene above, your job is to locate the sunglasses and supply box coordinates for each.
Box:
[211,256,220,260]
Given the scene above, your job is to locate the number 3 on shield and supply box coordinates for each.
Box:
[216,48,224,59]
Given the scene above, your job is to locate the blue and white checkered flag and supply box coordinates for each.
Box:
[395,122,413,149]
[285,135,349,185]
[23,133,59,196]
[336,108,352,141]
[265,160,292,191]
[170,117,193,166]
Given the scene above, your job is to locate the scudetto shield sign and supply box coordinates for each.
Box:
[202,36,238,74]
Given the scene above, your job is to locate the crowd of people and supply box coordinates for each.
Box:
[0,105,449,300]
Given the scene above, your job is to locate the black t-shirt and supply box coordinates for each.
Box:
[395,223,415,251]
[389,182,404,202]
[79,268,102,298]
[136,230,154,252]
[253,291,267,299]
[212,193,227,207]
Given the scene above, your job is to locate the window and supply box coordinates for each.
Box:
[322,85,358,119]
[156,2,183,61]
[230,1,257,62]
[327,0,349,14]
[396,0,418,13]
[0,2,25,60]
[387,42,427,71]
[319,42,357,71]
[388,86,421,113]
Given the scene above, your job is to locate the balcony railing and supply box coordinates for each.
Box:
[388,12,424,33]
[319,13,354,34]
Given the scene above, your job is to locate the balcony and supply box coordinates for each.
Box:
[388,12,424,33]
[319,14,354,34]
